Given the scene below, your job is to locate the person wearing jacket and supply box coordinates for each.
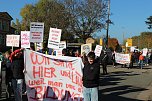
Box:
[100,50,108,75]
[4,50,13,99]
[10,48,24,101]
[82,51,100,101]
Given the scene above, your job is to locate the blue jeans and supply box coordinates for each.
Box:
[83,86,98,101]
[139,60,143,69]
[12,79,23,101]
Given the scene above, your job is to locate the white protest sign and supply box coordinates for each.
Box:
[130,46,135,52]
[36,42,43,51]
[6,35,20,47]
[24,49,84,101]
[59,41,66,49]
[54,49,63,56]
[94,45,102,56]
[142,48,148,56]
[21,31,30,48]
[115,53,130,64]
[48,28,62,49]
[30,22,44,42]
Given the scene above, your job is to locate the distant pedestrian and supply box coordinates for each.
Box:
[112,51,116,68]
[82,51,100,101]
[100,50,108,75]
[139,52,144,69]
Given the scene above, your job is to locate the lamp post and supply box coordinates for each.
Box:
[106,0,111,48]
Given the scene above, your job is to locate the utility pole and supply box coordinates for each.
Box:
[106,0,111,48]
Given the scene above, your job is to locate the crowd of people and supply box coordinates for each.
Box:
[112,49,152,69]
[0,47,152,101]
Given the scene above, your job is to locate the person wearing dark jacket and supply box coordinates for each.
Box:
[100,50,108,75]
[4,50,13,99]
[10,48,24,101]
[82,51,100,101]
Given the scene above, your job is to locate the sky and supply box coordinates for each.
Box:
[0,0,152,44]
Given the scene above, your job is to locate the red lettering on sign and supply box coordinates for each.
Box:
[28,78,46,86]
[30,52,50,65]
[33,66,56,78]
[60,70,82,87]
[53,60,75,70]
[29,86,83,100]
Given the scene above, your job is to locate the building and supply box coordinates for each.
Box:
[0,12,15,52]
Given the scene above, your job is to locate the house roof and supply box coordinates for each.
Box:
[0,12,13,20]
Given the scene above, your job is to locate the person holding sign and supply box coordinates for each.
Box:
[82,52,100,101]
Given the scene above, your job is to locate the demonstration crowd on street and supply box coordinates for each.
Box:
[0,46,152,101]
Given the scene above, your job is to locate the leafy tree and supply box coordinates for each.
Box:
[108,38,119,50]
[11,18,21,34]
[145,16,152,29]
[60,0,108,43]
[132,32,152,49]
[20,4,35,31]
[20,0,74,43]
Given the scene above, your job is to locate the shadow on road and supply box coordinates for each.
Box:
[99,71,147,101]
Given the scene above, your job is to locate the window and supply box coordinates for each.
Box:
[2,20,9,31]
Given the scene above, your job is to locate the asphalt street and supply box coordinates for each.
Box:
[99,64,152,101]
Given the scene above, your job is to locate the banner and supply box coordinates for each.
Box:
[24,49,84,101]
[21,31,30,48]
[48,28,62,49]
[115,53,130,64]
[30,22,44,42]
[6,35,20,47]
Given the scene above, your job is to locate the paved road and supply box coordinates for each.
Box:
[99,64,152,101]
[0,64,152,101]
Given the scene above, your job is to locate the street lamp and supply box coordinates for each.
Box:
[106,0,111,48]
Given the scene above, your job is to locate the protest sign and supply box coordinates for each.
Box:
[115,53,130,64]
[94,45,102,56]
[36,42,43,51]
[6,35,20,47]
[54,49,63,56]
[48,28,62,49]
[59,41,66,49]
[30,22,44,42]
[81,43,92,55]
[24,49,84,101]
[21,31,30,48]
[142,48,148,56]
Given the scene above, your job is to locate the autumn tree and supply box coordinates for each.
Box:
[145,16,152,29]
[20,0,74,43]
[11,18,21,34]
[60,0,108,43]
[132,32,152,49]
